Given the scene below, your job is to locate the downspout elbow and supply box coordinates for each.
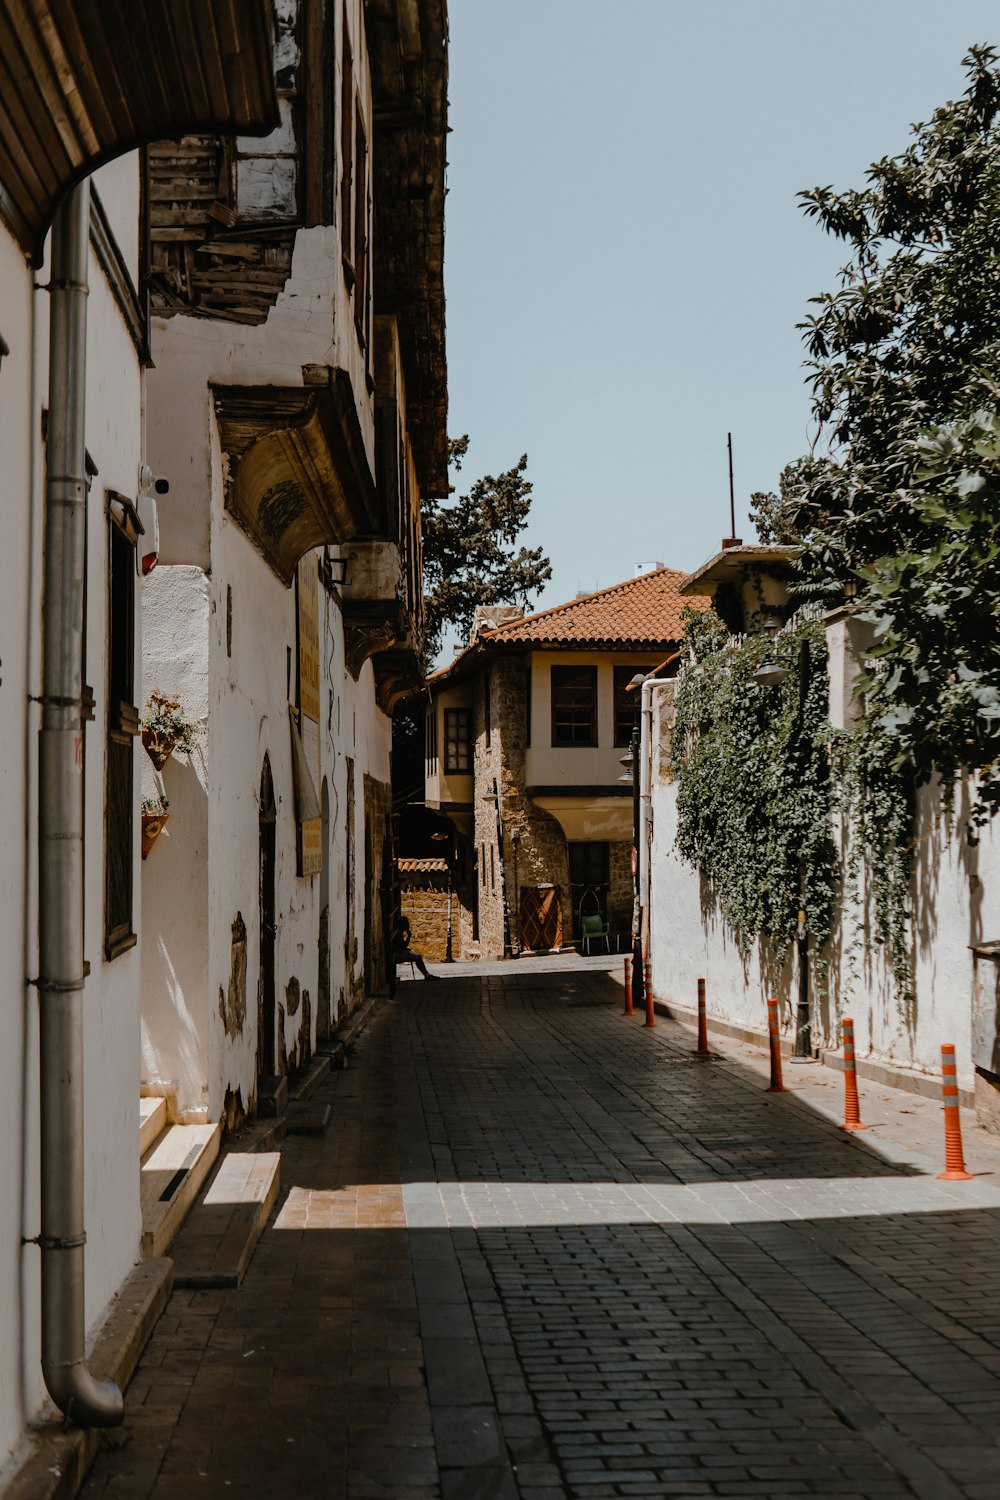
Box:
[42,1347,125,1428]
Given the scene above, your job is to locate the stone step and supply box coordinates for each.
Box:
[140,1122,221,1258]
[287,1052,331,1102]
[171,1151,281,1289]
[139,1095,167,1156]
[286,1099,332,1136]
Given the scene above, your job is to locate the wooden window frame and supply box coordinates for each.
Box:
[444,707,471,774]
[104,498,139,960]
[339,11,354,283]
[353,101,368,347]
[551,665,598,748]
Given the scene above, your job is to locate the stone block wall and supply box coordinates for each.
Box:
[398,861,471,962]
[472,653,572,956]
[608,840,634,945]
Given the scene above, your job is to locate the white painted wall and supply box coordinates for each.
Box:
[0,158,145,1475]
[141,568,211,1120]
[647,684,1000,1093]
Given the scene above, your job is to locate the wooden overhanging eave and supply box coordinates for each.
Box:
[367,0,448,499]
[0,0,279,261]
[212,370,379,587]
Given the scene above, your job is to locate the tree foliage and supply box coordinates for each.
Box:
[421,437,552,664]
[765,45,1000,595]
[860,411,1000,827]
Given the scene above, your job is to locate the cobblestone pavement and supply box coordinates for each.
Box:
[82,958,1000,1499]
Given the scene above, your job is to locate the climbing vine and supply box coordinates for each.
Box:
[671,610,838,965]
[671,607,917,1000]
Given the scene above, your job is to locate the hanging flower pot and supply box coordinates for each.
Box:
[141,690,204,770]
[141,730,172,771]
[141,807,169,860]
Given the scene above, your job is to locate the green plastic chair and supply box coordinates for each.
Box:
[580,913,611,954]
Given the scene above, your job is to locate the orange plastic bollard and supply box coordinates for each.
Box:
[840,1018,866,1130]
[696,977,710,1055]
[766,998,788,1092]
[938,1044,973,1180]
[623,956,633,1017]
[643,960,656,1028]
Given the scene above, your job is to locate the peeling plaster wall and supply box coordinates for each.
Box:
[0,160,144,1472]
[141,398,391,1127]
[648,691,1000,1098]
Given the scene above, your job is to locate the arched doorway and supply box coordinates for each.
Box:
[257,755,277,1087]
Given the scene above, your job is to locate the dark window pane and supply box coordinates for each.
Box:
[551,666,596,747]
[445,707,470,773]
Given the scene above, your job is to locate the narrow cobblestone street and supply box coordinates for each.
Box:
[83,959,1000,1499]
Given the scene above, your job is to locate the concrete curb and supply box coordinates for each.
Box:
[5,1258,174,1500]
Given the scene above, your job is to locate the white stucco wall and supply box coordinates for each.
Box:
[647,692,1000,1094]
[1,159,145,1473]
[141,568,212,1119]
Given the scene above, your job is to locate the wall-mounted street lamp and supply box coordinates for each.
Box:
[320,547,350,590]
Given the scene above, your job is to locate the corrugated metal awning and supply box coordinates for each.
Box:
[0,0,279,259]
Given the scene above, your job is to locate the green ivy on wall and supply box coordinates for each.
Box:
[671,610,838,965]
[671,607,917,1002]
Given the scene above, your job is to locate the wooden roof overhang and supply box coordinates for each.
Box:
[367,0,448,499]
[212,368,379,586]
[0,0,279,261]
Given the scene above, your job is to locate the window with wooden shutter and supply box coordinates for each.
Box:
[105,508,139,958]
[551,666,597,747]
[444,708,471,773]
[353,103,368,347]
[340,14,354,279]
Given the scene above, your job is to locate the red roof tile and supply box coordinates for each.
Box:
[480,567,704,648]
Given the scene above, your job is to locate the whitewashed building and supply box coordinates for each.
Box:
[0,0,279,1477]
[139,0,448,1131]
[644,545,1000,1130]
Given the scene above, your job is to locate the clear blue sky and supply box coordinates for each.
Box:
[443,0,999,619]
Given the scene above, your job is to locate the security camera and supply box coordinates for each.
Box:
[138,463,169,498]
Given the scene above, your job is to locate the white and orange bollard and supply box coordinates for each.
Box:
[938,1044,973,1181]
[643,959,656,1028]
[696,977,710,1055]
[766,998,787,1092]
[840,1018,866,1131]
[623,956,633,1017]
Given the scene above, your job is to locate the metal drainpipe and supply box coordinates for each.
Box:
[638,680,671,910]
[38,180,124,1427]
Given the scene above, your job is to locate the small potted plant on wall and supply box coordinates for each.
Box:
[141,690,203,770]
[141,793,170,860]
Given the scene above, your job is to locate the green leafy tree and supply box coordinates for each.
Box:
[768,45,1000,595]
[421,436,552,664]
[860,411,1000,828]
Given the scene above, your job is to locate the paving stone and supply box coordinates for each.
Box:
[78,956,1000,1500]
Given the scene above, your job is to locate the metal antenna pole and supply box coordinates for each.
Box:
[727,432,736,540]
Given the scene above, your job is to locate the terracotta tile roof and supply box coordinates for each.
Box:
[481,567,704,648]
[396,857,448,873]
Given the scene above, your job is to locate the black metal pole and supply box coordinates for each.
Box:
[794,638,812,1058]
[630,724,644,1008]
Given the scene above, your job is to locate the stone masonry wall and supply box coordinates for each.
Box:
[482,653,571,957]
